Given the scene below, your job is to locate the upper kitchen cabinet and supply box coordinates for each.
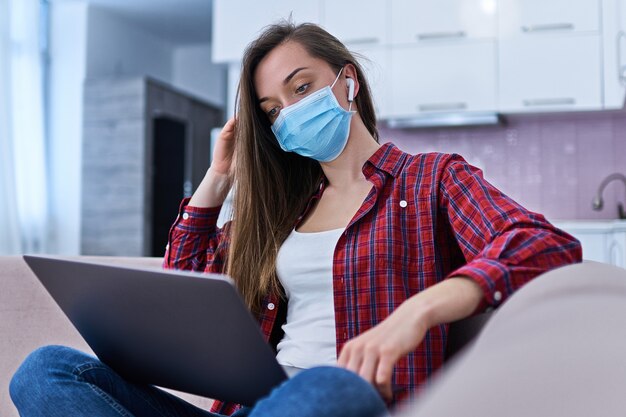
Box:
[386,0,497,120]
[318,1,391,117]
[390,0,497,44]
[498,35,602,112]
[213,0,626,121]
[499,0,600,38]
[602,0,626,109]
[351,46,391,119]
[498,0,603,112]
[389,41,497,118]
[212,0,321,62]
[321,0,388,47]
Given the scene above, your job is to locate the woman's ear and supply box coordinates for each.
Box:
[344,63,360,101]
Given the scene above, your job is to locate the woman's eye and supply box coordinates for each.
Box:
[268,107,279,118]
[295,83,310,94]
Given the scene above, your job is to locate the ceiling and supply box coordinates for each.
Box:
[76,0,213,44]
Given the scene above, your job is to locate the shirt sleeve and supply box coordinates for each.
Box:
[438,154,582,310]
[162,197,230,273]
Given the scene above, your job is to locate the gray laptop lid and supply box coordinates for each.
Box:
[23,255,287,406]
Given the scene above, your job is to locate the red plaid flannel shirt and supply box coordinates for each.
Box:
[164,142,582,414]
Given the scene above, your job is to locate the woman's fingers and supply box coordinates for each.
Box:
[219,117,236,140]
[375,354,395,401]
[211,117,237,175]
[357,348,379,388]
[338,340,362,373]
[338,332,397,401]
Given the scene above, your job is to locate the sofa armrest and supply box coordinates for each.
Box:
[398,262,626,417]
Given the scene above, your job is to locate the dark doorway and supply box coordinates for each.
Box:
[151,116,188,257]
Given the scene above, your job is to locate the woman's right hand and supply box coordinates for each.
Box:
[210,117,236,176]
[188,117,237,208]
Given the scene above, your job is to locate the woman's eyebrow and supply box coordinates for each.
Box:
[259,67,309,104]
[283,67,308,85]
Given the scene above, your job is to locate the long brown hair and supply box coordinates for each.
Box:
[226,21,379,314]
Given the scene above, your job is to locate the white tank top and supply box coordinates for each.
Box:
[275,227,344,369]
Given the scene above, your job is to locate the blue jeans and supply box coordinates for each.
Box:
[10,345,389,417]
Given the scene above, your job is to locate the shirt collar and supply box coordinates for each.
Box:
[362,142,407,178]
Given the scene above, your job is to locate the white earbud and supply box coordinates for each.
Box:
[346,78,355,102]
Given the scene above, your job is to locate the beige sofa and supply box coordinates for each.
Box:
[4,256,626,417]
[0,255,214,416]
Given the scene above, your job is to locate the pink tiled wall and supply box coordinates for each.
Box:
[379,110,626,221]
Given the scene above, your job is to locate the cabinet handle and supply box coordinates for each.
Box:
[418,102,467,112]
[416,31,466,41]
[618,31,626,86]
[521,23,575,33]
[522,98,576,106]
[344,37,380,45]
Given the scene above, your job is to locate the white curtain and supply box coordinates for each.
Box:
[0,0,49,254]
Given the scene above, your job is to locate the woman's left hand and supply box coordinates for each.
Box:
[336,277,484,401]
[336,299,430,401]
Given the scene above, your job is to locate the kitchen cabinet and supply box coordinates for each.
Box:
[321,0,388,46]
[212,0,321,62]
[553,221,626,268]
[389,41,496,118]
[320,0,389,119]
[390,0,496,44]
[498,0,600,38]
[351,46,390,119]
[212,0,626,122]
[498,0,603,113]
[498,35,602,112]
[387,0,497,120]
[602,0,626,109]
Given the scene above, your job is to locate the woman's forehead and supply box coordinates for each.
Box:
[254,41,329,95]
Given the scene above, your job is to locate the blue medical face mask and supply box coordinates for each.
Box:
[270,69,354,162]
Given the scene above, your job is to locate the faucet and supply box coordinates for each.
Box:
[592,173,626,220]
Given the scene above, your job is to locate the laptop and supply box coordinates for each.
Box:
[23,255,289,406]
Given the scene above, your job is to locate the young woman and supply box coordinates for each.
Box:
[10,22,581,417]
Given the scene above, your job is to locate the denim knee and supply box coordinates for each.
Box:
[296,367,389,415]
[9,345,91,406]
[249,366,389,417]
[290,366,379,396]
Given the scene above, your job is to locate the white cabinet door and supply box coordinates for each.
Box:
[574,233,610,263]
[391,0,497,44]
[212,0,321,62]
[609,232,626,268]
[498,35,602,113]
[389,41,496,118]
[499,0,600,38]
[321,0,388,46]
[352,46,390,119]
[621,0,626,89]
[602,0,626,109]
